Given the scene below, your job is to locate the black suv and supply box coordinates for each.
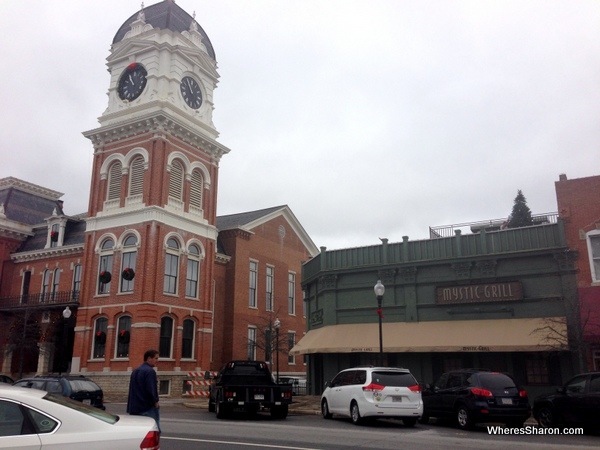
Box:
[13,375,105,410]
[421,369,531,429]
[533,372,600,429]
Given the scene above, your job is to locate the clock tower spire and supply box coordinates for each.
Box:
[76,1,230,377]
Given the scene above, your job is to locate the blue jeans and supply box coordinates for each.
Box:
[140,407,161,433]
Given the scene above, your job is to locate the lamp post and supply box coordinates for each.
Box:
[273,318,281,383]
[374,280,385,366]
[60,306,72,375]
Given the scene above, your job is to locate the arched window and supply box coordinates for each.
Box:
[98,238,114,295]
[164,238,180,294]
[42,269,52,302]
[168,159,184,201]
[159,316,174,358]
[190,169,203,210]
[22,270,31,304]
[181,319,195,359]
[120,235,138,293]
[72,264,82,300]
[93,317,108,359]
[128,155,145,197]
[116,315,131,358]
[107,161,122,201]
[185,244,201,298]
[52,268,60,301]
[50,223,59,248]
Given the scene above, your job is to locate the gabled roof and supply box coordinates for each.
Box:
[217,205,319,256]
[217,205,286,231]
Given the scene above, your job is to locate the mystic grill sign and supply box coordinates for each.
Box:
[436,282,523,304]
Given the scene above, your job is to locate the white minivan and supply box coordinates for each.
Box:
[320,366,423,426]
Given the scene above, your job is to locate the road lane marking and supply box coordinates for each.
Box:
[162,436,322,449]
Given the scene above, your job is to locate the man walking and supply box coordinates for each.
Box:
[127,349,160,432]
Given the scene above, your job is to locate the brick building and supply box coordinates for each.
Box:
[0,1,317,400]
[555,173,600,370]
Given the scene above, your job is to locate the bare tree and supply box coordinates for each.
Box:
[245,310,288,370]
[531,296,591,374]
[7,309,44,379]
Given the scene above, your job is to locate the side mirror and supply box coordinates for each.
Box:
[557,387,565,394]
[324,381,331,388]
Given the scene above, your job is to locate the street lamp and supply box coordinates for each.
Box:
[273,318,281,383]
[60,306,72,374]
[374,280,385,366]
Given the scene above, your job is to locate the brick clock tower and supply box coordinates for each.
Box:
[74,1,230,389]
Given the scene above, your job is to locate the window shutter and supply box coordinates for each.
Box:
[129,156,144,196]
[108,162,122,200]
[169,160,184,200]
[190,169,203,208]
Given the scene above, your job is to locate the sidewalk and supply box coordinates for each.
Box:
[181,395,538,425]
[181,395,322,415]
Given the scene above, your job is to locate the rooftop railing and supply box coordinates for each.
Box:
[0,290,80,311]
[429,212,558,238]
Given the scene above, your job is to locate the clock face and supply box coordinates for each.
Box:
[117,63,147,101]
[180,76,203,109]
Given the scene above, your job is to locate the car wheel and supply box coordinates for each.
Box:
[537,406,556,428]
[350,401,363,425]
[403,417,418,427]
[456,405,474,430]
[419,413,430,424]
[208,397,215,412]
[215,394,229,419]
[321,399,332,419]
[270,404,288,420]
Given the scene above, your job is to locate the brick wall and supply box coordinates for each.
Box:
[85,371,192,403]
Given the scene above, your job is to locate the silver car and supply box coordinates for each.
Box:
[0,385,159,449]
[321,366,423,426]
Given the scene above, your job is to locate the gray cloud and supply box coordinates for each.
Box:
[1,0,598,249]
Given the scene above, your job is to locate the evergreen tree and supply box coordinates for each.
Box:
[507,190,534,228]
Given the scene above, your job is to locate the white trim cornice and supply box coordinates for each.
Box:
[11,244,84,263]
[86,205,218,241]
[83,112,230,162]
[0,217,33,240]
[0,177,63,200]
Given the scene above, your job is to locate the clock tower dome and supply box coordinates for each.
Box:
[75,1,230,379]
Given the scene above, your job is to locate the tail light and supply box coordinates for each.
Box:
[282,390,292,400]
[408,384,421,393]
[519,389,528,398]
[362,382,385,392]
[139,430,160,450]
[470,387,493,398]
[224,390,236,398]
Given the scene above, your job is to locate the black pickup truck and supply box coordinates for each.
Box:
[208,360,293,419]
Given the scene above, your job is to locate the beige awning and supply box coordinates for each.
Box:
[289,317,567,355]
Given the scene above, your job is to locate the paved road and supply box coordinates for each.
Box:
[105,400,599,450]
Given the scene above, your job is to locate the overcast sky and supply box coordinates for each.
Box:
[1,0,599,250]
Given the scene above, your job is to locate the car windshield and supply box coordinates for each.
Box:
[43,393,117,424]
[371,371,415,387]
[475,373,516,389]
[68,379,101,392]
